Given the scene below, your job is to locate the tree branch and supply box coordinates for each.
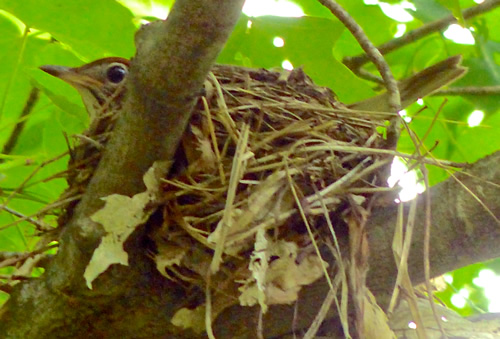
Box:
[0,0,244,337]
[344,0,500,71]
[319,0,401,148]
[1,2,499,337]
[0,87,39,158]
[434,85,500,96]
[368,151,500,302]
[213,151,500,338]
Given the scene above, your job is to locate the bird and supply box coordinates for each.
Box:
[40,58,132,188]
[40,57,130,124]
[40,56,466,124]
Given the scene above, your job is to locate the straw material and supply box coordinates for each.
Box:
[60,64,391,315]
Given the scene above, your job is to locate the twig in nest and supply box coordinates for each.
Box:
[318,0,401,148]
[0,243,58,269]
[0,194,81,231]
[1,206,52,231]
[0,151,67,209]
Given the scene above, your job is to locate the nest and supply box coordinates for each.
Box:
[60,64,391,314]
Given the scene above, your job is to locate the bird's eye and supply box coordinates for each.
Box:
[106,65,127,83]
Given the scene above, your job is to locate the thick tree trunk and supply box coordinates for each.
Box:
[1,0,499,337]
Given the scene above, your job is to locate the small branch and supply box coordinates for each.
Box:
[434,85,500,96]
[354,79,500,98]
[318,0,401,148]
[0,206,52,231]
[356,68,385,85]
[1,87,40,157]
[344,0,500,71]
[0,244,57,269]
[354,72,499,99]
[0,151,67,210]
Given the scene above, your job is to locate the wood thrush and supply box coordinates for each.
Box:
[40,57,130,123]
[40,58,131,189]
[40,56,466,122]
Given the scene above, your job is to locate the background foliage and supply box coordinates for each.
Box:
[0,0,499,316]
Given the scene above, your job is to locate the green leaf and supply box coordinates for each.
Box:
[34,78,88,126]
[334,0,397,45]
[454,112,500,163]
[219,15,375,103]
[455,57,500,114]
[291,0,334,17]
[0,0,136,59]
[437,0,465,26]
[397,96,475,185]
[118,0,172,19]
[410,0,451,22]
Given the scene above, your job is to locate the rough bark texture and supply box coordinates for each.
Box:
[1,0,500,337]
[369,152,500,302]
[1,149,498,338]
[211,152,500,338]
[0,0,245,337]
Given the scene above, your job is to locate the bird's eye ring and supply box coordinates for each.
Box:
[106,64,127,84]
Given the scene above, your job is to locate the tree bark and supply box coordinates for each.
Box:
[212,151,500,338]
[0,0,245,337]
[1,0,500,337]
[1,148,498,337]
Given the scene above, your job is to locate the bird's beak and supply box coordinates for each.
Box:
[40,65,101,89]
[39,64,70,78]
